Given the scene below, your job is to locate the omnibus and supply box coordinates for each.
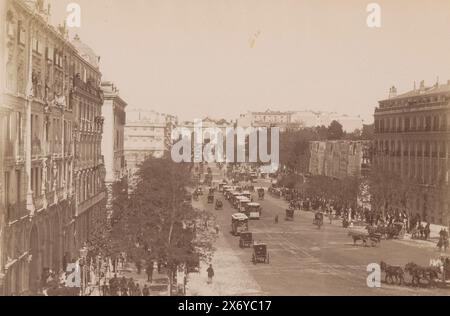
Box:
[231,213,249,236]
[246,203,262,220]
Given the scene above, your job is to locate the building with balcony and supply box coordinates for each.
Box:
[373,80,450,225]
[124,108,178,176]
[0,0,106,295]
[101,81,127,211]
[238,109,364,132]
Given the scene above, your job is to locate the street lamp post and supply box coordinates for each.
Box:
[79,247,88,296]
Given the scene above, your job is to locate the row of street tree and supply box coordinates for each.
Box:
[89,155,216,295]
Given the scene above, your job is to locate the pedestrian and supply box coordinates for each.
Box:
[424,223,431,240]
[157,261,162,274]
[146,262,153,283]
[142,284,150,296]
[135,260,142,275]
[274,215,279,224]
[101,279,108,296]
[215,225,220,235]
[135,283,142,296]
[207,264,214,284]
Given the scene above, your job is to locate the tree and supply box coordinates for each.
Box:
[361,124,375,140]
[279,128,319,173]
[316,125,328,140]
[327,120,344,140]
[108,155,216,295]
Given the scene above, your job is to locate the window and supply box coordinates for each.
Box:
[46,46,54,61]
[433,116,439,131]
[16,170,21,204]
[4,172,10,206]
[7,14,15,38]
[404,117,410,132]
[18,21,26,45]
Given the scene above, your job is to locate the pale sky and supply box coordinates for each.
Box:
[48,0,450,123]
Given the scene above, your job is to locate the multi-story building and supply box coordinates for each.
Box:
[101,81,127,211]
[373,80,450,225]
[0,0,106,295]
[309,140,372,179]
[124,108,177,176]
[237,110,293,131]
[238,109,364,132]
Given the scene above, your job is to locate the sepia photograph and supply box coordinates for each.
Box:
[0,0,450,301]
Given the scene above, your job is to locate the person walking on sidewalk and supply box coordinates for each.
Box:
[207,264,214,284]
[146,262,153,283]
[136,260,142,275]
[142,284,150,296]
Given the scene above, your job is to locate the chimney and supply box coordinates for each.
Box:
[419,80,425,91]
[389,86,397,99]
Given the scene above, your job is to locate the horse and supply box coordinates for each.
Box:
[404,262,440,287]
[380,261,404,285]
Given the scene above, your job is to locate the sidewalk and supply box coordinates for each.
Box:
[87,263,170,296]
[186,232,262,296]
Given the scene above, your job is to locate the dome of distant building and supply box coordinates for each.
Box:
[71,34,100,68]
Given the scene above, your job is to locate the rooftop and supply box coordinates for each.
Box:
[383,80,450,102]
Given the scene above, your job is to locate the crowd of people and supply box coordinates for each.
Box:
[38,243,170,296]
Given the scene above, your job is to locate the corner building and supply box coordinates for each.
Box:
[373,81,450,225]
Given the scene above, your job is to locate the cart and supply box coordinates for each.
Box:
[239,232,253,248]
[257,188,265,201]
[313,212,324,229]
[285,208,294,221]
[252,243,269,264]
[215,199,223,210]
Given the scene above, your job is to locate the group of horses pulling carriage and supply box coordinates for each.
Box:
[380,259,450,287]
[347,222,408,247]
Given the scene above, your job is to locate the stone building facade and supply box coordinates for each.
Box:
[0,0,106,295]
[101,81,127,212]
[124,108,177,176]
[373,81,450,225]
[309,140,372,179]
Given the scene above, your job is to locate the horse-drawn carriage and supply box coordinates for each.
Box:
[194,187,203,196]
[348,227,382,247]
[193,192,199,201]
[389,222,406,239]
[257,188,265,200]
[313,212,324,229]
[239,232,253,248]
[215,199,223,210]
[369,222,406,240]
[380,259,448,287]
[252,243,269,264]
[231,213,249,236]
[285,208,294,221]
